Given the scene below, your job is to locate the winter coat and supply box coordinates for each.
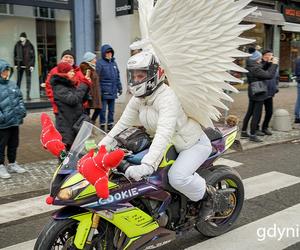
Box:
[46,65,90,114]
[246,59,278,101]
[0,60,26,129]
[103,84,205,169]
[14,40,35,67]
[262,60,279,98]
[50,74,89,146]
[96,44,122,99]
[79,62,102,109]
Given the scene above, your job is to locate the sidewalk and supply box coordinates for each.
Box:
[0,86,299,197]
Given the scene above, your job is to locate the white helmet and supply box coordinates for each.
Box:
[127,51,165,97]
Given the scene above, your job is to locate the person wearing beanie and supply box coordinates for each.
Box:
[50,61,91,150]
[45,49,91,121]
[241,50,278,143]
[96,44,123,132]
[0,59,27,179]
[249,50,262,62]
[80,52,102,124]
[61,50,75,61]
[14,31,35,100]
[20,32,27,38]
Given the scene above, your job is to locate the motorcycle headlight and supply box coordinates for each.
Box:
[57,180,90,200]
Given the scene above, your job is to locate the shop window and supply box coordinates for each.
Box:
[34,7,55,19]
[0,4,14,15]
[0,4,71,101]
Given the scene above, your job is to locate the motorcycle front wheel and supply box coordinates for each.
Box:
[196,165,244,237]
[34,218,115,250]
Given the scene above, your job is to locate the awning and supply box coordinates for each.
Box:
[244,8,285,26]
[282,22,300,32]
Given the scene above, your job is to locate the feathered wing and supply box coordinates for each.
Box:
[138,0,256,128]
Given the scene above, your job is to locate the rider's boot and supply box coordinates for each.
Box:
[200,185,235,221]
[200,185,217,221]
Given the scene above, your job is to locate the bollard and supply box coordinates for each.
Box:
[272,109,292,132]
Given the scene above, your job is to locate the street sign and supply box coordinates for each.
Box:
[115,0,134,16]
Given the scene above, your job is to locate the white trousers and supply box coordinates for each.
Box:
[168,133,212,201]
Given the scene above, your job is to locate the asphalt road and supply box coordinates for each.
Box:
[0,142,300,250]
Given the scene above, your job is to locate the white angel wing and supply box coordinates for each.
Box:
[137,0,256,128]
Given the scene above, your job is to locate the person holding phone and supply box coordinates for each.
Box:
[80,52,102,124]
[257,50,279,135]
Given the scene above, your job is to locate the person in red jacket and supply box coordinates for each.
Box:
[45,50,90,122]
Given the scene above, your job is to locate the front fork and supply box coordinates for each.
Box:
[72,213,100,250]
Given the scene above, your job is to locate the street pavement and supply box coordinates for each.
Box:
[0,85,300,249]
[0,142,299,249]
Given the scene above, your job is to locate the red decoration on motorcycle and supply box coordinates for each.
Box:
[77,145,124,198]
[40,112,66,157]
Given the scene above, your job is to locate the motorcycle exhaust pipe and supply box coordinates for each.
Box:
[127,227,176,250]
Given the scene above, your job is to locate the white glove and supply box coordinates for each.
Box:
[125,164,154,181]
[30,66,34,72]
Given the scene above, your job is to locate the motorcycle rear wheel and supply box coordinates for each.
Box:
[34,218,115,250]
[196,165,244,237]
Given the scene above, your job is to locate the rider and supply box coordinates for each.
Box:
[101,51,217,220]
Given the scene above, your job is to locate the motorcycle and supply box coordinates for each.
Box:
[34,121,244,250]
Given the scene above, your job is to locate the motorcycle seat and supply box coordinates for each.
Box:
[204,127,223,141]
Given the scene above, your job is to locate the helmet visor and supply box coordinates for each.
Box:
[127,69,149,87]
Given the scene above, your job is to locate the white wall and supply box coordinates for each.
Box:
[100,0,140,103]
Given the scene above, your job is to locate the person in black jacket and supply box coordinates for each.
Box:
[14,32,35,100]
[50,62,90,150]
[258,49,279,135]
[241,50,278,142]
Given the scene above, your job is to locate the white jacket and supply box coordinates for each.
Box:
[104,84,205,169]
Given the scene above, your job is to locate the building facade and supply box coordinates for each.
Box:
[279,0,300,81]
[0,0,95,104]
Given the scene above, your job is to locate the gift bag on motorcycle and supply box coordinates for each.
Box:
[114,127,151,153]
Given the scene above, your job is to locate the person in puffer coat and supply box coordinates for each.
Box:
[50,62,90,150]
[0,59,26,179]
[241,51,278,143]
[101,51,217,221]
[96,44,122,132]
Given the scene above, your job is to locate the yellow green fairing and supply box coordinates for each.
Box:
[105,207,159,238]
[71,212,93,249]
[61,173,119,190]
[225,131,237,150]
[70,208,158,249]
[159,144,178,168]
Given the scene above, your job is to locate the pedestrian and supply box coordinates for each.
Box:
[294,56,300,124]
[96,44,123,132]
[45,50,91,124]
[258,49,279,135]
[0,59,27,179]
[50,62,91,150]
[80,52,102,124]
[241,50,278,142]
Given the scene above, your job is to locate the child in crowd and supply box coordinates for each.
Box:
[0,59,27,179]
